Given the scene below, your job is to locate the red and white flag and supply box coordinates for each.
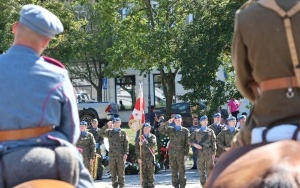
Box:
[128,84,145,131]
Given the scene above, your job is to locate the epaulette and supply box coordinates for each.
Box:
[43,56,65,69]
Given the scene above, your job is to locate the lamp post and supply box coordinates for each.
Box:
[148,72,151,112]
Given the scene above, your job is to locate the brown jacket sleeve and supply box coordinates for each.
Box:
[232,12,256,102]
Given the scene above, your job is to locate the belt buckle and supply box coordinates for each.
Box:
[286,87,294,98]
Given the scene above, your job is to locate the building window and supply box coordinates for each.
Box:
[153,74,165,107]
[115,76,136,110]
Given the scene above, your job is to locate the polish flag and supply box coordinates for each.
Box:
[128,84,145,131]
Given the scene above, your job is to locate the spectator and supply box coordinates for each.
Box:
[119,100,125,110]
[145,105,157,126]
[228,98,241,119]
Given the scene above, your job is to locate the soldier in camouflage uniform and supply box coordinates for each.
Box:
[189,115,216,186]
[236,115,246,130]
[88,118,104,180]
[208,113,224,159]
[189,117,200,169]
[135,123,156,188]
[100,118,129,188]
[158,114,189,188]
[217,116,239,156]
[76,121,96,172]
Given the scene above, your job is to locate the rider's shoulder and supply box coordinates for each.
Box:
[43,56,65,69]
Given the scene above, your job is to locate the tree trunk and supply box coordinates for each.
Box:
[161,71,176,117]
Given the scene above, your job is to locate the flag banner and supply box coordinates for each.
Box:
[128,84,145,132]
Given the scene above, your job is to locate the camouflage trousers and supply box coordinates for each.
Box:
[169,154,186,188]
[140,158,155,188]
[197,151,214,186]
[109,155,125,188]
[81,154,91,172]
[96,150,104,180]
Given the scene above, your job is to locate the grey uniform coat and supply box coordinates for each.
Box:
[0,45,93,188]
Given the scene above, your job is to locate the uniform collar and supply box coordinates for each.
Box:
[9,45,39,57]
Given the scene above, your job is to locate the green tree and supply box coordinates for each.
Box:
[64,0,127,101]
[178,0,245,117]
[106,0,196,115]
[0,0,83,65]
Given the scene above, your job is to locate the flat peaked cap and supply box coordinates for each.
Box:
[19,4,64,37]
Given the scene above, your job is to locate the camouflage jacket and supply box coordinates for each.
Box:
[88,127,103,145]
[189,125,201,134]
[208,124,224,137]
[188,128,216,154]
[100,124,129,156]
[135,133,156,160]
[216,128,239,150]
[158,122,190,156]
[76,132,96,160]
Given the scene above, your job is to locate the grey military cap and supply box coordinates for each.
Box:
[19,4,64,37]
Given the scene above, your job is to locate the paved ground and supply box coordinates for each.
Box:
[94,166,203,188]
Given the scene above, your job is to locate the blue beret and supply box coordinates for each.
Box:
[200,115,208,122]
[174,114,182,119]
[227,116,236,121]
[113,118,121,123]
[213,113,221,118]
[238,115,246,120]
[19,4,64,37]
[143,123,151,128]
[80,121,87,126]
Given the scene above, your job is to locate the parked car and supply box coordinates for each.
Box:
[77,93,118,127]
[154,102,206,117]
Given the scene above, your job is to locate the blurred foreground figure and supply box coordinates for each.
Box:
[207,0,300,187]
[232,0,300,145]
[0,4,93,187]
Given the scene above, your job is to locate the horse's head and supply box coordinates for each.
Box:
[208,140,300,188]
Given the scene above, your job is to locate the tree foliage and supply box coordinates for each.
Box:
[0,0,247,115]
[178,0,245,117]
[106,0,199,115]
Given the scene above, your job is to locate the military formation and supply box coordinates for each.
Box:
[73,111,246,188]
[5,1,295,187]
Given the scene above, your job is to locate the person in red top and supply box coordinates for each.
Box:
[227,98,240,119]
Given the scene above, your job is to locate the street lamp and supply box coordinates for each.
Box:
[148,72,151,112]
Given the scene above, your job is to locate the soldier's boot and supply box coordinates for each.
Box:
[96,165,103,180]
[96,171,102,180]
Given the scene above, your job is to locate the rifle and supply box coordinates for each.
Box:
[193,133,210,157]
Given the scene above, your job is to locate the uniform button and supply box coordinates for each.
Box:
[36,138,42,143]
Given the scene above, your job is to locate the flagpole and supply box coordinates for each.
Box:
[139,81,143,188]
